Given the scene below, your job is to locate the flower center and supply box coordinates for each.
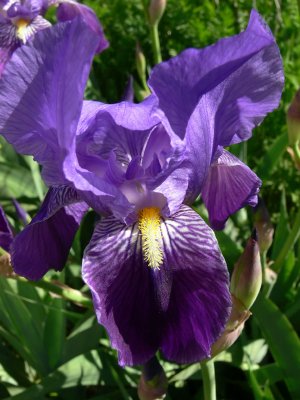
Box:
[138,207,163,269]
[15,18,30,42]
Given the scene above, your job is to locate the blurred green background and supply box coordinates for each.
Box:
[0,0,300,399]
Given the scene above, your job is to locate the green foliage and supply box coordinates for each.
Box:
[0,0,300,399]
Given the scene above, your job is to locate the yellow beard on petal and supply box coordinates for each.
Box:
[15,19,30,43]
[138,207,163,269]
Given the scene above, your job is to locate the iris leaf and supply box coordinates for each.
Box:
[0,278,49,375]
[4,349,135,400]
[271,188,290,260]
[63,314,102,363]
[43,297,66,370]
[253,363,283,386]
[0,162,36,198]
[256,133,288,181]
[252,295,300,398]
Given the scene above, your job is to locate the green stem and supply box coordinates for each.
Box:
[12,276,93,308]
[262,250,277,298]
[261,251,267,285]
[24,156,45,201]
[141,75,150,95]
[201,360,216,400]
[261,251,273,297]
[150,23,162,64]
[293,142,300,163]
[241,141,247,164]
[272,207,300,272]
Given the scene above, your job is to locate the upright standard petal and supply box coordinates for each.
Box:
[5,0,47,18]
[0,18,100,186]
[11,186,88,280]
[148,10,283,202]
[55,0,109,53]
[64,98,161,219]
[64,97,189,221]
[149,9,283,143]
[83,205,231,366]
[0,206,14,251]
[201,150,261,230]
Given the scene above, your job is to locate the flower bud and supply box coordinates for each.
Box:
[230,230,262,310]
[12,198,30,225]
[253,197,274,253]
[287,89,300,146]
[121,76,134,103]
[148,0,167,26]
[138,357,168,400]
[211,296,251,357]
[136,42,147,84]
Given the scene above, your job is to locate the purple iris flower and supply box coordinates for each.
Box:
[0,10,283,366]
[0,0,108,76]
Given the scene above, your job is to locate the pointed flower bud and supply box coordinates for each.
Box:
[230,230,262,310]
[121,76,134,103]
[253,197,274,253]
[136,42,147,84]
[287,89,300,146]
[211,295,251,357]
[148,0,167,26]
[138,357,168,400]
[12,198,30,225]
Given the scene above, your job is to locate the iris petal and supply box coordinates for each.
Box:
[202,149,261,230]
[149,9,283,143]
[56,0,109,53]
[149,10,283,203]
[11,186,88,280]
[0,18,19,76]
[0,18,101,186]
[160,205,231,362]
[83,216,162,366]
[14,15,51,44]
[83,205,231,366]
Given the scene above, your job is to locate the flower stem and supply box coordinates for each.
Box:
[24,155,45,201]
[150,23,162,64]
[201,359,217,400]
[293,142,300,163]
[272,206,300,272]
[261,251,267,285]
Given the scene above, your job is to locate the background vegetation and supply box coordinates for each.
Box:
[0,0,299,399]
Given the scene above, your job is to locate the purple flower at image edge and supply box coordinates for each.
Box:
[0,0,108,76]
[0,10,283,366]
